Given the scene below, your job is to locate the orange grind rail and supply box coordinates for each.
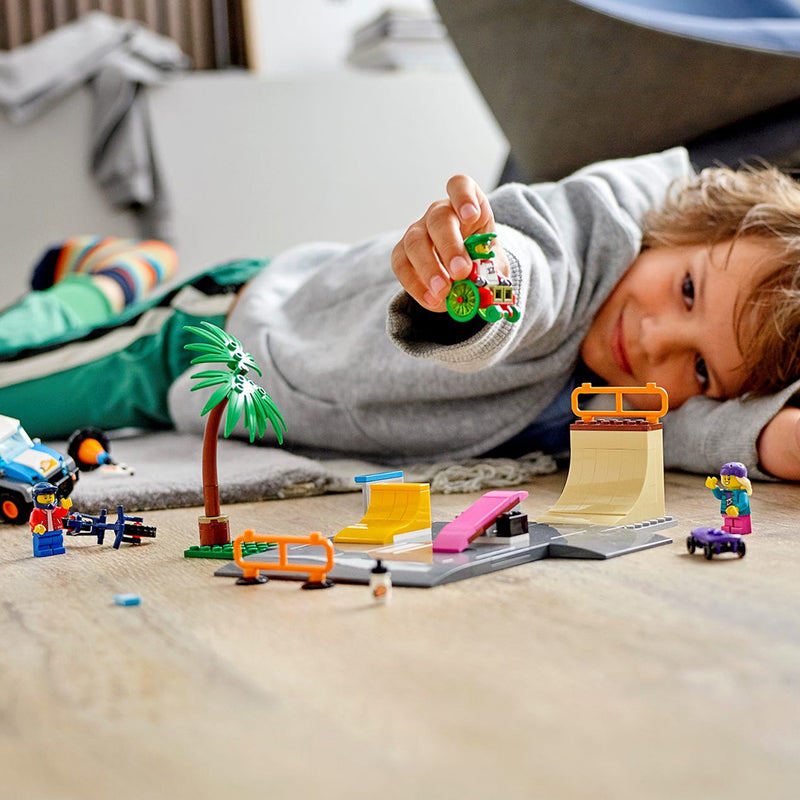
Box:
[571,382,668,424]
[233,528,335,584]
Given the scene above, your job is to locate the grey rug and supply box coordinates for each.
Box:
[63,431,558,513]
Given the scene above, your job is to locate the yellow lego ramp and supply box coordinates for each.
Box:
[537,421,666,527]
[334,483,432,546]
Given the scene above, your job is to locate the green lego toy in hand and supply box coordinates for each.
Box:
[445,233,520,324]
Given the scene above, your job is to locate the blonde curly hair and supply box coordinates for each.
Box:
[641,164,800,397]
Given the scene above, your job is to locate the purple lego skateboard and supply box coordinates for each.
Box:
[687,526,746,560]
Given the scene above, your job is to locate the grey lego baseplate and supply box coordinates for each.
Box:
[214,517,675,588]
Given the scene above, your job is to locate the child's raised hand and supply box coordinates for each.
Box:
[391,175,509,312]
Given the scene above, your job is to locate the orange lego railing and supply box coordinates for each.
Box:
[233,528,335,585]
[571,382,669,424]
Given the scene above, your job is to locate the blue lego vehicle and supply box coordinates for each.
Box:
[686,526,746,560]
[0,414,78,524]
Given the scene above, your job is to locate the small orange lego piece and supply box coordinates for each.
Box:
[571,381,668,424]
[233,528,335,589]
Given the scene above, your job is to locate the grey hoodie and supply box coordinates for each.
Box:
[169,147,798,477]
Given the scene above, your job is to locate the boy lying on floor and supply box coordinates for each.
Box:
[1,148,799,480]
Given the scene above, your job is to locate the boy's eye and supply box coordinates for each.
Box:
[695,356,709,388]
[682,273,695,309]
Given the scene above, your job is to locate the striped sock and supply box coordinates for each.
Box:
[30,237,178,307]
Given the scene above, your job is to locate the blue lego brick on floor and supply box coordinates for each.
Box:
[114,593,141,606]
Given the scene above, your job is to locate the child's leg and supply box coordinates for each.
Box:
[30,236,178,300]
[1,238,179,357]
[0,277,116,357]
[0,259,267,439]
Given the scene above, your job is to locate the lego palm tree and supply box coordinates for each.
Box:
[184,322,286,546]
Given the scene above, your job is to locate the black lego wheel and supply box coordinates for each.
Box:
[0,492,32,525]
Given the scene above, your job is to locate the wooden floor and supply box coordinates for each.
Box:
[1,470,799,800]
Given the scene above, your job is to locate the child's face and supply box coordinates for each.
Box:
[580,238,771,409]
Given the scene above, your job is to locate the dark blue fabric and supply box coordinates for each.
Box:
[600,1,800,17]
[486,374,582,458]
[579,0,800,52]
[29,246,60,291]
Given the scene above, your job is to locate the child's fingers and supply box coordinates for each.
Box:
[391,223,450,312]
[446,174,496,235]
[392,175,497,313]
[421,199,473,282]
[436,175,498,280]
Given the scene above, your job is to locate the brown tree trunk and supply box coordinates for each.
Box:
[197,399,230,547]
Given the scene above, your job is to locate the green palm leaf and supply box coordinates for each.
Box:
[225,388,246,438]
[184,322,262,376]
[184,323,286,443]
[189,369,236,391]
